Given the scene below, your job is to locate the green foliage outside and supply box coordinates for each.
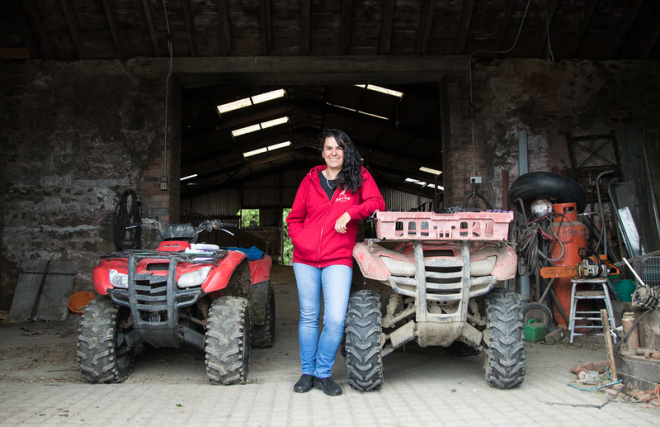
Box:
[282,208,293,265]
[239,209,260,228]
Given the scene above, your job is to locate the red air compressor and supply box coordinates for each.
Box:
[548,203,589,326]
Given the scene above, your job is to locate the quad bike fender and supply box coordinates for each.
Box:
[249,255,272,285]
[93,258,127,295]
[471,244,517,280]
[202,250,249,293]
[353,242,414,281]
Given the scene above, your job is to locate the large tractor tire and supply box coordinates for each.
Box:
[345,290,383,392]
[509,171,587,213]
[77,296,136,383]
[483,288,526,389]
[251,286,276,348]
[205,296,250,385]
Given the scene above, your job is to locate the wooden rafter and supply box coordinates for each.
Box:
[496,0,516,51]
[300,0,311,55]
[339,0,353,55]
[414,0,435,55]
[379,0,394,55]
[59,0,85,59]
[534,0,559,58]
[181,0,198,56]
[21,0,53,60]
[259,0,272,56]
[142,0,160,56]
[217,0,231,56]
[569,0,598,58]
[641,9,660,59]
[609,0,645,58]
[101,0,125,59]
[454,0,475,54]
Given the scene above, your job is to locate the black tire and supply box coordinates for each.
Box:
[77,296,136,383]
[251,286,276,348]
[345,290,383,392]
[509,171,587,213]
[523,302,553,328]
[205,297,250,385]
[483,288,526,390]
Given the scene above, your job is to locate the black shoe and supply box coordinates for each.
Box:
[294,374,314,393]
[314,376,342,396]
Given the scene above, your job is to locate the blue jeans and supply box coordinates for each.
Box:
[293,263,352,379]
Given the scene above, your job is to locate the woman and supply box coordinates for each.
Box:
[286,128,386,396]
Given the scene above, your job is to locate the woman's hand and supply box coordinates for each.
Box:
[335,212,351,234]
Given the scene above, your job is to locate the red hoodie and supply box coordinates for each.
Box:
[286,165,386,268]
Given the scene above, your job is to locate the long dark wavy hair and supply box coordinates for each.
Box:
[319,128,364,193]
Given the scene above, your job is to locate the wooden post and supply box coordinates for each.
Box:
[600,309,618,381]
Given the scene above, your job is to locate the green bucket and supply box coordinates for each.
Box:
[611,279,635,302]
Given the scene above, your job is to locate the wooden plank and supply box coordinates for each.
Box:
[338,0,353,55]
[601,308,618,381]
[300,0,311,55]
[181,0,199,56]
[217,0,231,56]
[454,0,475,54]
[0,48,31,59]
[534,0,559,58]
[569,0,598,58]
[9,260,49,321]
[414,0,435,55]
[142,0,160,55]
[35,261,78,322]
[259,0,272,55]
[22,0,54,60]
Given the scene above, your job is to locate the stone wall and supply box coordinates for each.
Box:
[0,60,176,309]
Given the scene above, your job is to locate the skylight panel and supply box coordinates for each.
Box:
[252,89,285,104]
[261,116,289,128]
[217,89,286,115]
[217,98,252,114]
[420,167,442,175]
[355,84,404,98]
[243,141,291,159]
[180,174,198,181]
[232,124,261,137]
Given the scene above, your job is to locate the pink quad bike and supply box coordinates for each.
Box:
[347,209,524,391]
[77,217,275,385]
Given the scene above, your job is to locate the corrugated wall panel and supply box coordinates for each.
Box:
[382,188,433,212]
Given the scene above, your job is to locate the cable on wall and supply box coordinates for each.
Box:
[161,0,174,188]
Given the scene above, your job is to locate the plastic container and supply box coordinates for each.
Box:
[374,210,513,241]
[611,279,635,302]
[67,291,96,315]
[524,319,547,342]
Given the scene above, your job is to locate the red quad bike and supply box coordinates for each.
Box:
[348,209,524,391]
[77,218,275,385]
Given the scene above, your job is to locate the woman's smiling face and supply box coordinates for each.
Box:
[322,136,344,170]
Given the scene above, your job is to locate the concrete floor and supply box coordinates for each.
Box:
[0,265,657,426]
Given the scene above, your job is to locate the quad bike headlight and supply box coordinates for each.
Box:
[178,266,211,288]
[108,269,128,289]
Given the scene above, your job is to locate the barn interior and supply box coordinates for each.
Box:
[1,0,660,406]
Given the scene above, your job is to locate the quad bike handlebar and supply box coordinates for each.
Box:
[136,218,237,242]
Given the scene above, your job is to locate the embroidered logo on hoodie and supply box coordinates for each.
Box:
[335,189,351,203]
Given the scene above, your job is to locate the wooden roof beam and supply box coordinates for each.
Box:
[21,0,54,60]
[414,0,435,55]
[142,0,160,56]
[101,0,125,59]
[181,0,198,56]
[534,0,559,58]
[339,0,353,55]
[217,0,232,56]
[59,0,85,59]
[260,0,272,55]
[454,0,475,54]
[379,0,394,54]
[496,0,516,51]
[569,0,598,58]
[609,0,645,58]
[300,0,311,55]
